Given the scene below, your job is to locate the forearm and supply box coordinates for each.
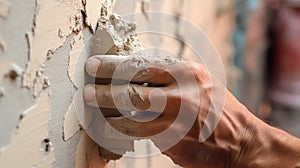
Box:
[219,92,300,167]
[237,108,300,167]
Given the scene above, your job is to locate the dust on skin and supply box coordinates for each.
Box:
[0,94,54,167]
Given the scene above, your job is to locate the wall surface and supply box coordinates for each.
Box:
[0,0,237,167]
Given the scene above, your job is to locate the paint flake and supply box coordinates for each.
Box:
[67,33,84,89]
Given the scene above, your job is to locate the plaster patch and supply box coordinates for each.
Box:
[68,33,84,89]
[90,14,142,56]
[105,14,141,55]
[22,0,84,96]
[79,5,142,162]
[0,94,54,167]
[0,0,10,19]
[90,28,116,55]
[63,101,81,141]
[65,0,143,163]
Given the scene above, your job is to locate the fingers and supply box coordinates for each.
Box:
[84,83,168,112]
[86,55,178,85]
[101,117,168,138]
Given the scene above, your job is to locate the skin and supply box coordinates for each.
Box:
[84,55,300,168]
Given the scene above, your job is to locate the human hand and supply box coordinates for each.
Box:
[83,55,300,168]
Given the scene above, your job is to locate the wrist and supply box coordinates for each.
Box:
[236,111,300,167]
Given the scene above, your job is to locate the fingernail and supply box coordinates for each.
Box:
[84,85,96,102]
[86,57,100,75]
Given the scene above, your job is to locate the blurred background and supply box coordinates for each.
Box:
[236,0,300,138]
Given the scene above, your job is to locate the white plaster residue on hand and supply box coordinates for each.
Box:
[63,101,80,141]
[0,94,54,167]
[0,0,10,19]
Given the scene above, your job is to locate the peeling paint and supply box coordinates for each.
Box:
[68,33,84,89]
[0,95,54,167]
[0,0,10,19]
[46,35,80,168]
[22,0,84,96]
[33,69,48,97]
[83,0,108,32]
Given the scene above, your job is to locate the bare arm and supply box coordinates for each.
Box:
[84,55,300,168]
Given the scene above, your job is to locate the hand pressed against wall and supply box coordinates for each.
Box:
[83,55,300,168]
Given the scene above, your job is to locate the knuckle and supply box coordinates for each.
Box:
[186,61,206,73]
[185,61,210,84]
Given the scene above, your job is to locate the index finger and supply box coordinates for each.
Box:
[85,55,179,85]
